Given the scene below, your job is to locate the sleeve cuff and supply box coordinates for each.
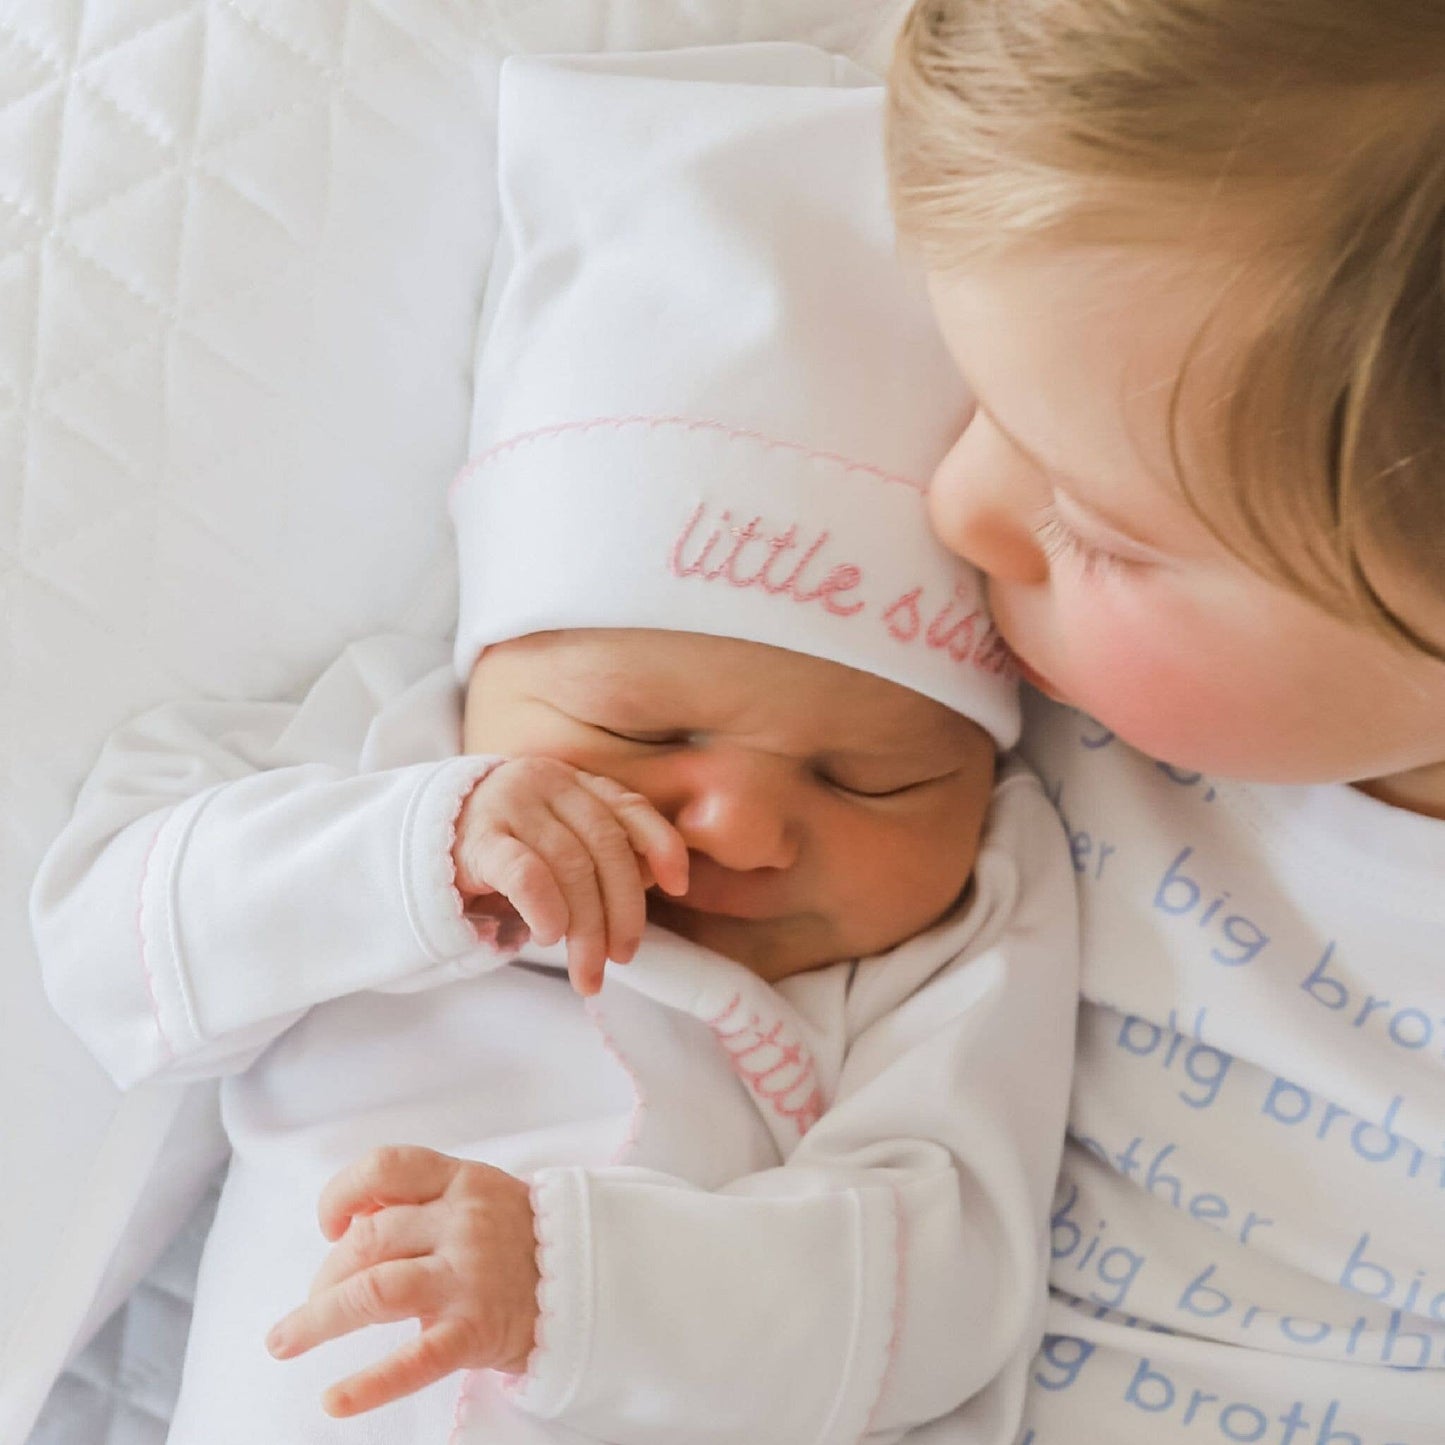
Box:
[399,754,510,964]
[505,1167,591,1418]
[500,1168,902,1445]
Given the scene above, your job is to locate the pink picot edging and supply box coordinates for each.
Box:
[492,1171,565,1409]
[448,1181,561,1433]
[585,997,649,1164]
[705,992,824,1136]
[448,414,929,507]
[447,1369,484,1445]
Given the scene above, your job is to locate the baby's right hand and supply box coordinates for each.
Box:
[451,758,689,996]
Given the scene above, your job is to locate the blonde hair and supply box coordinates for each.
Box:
[888,0,1445,656]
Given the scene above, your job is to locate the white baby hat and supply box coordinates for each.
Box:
[452,45,1019,748]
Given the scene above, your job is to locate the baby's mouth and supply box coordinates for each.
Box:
[655,860,795,923]
[650,892,780,925]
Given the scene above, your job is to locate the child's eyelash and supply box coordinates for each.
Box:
[1031,507,1130,580]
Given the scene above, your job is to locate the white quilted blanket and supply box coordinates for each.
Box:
[25,1180,220,1445]
[1,3,908,1440]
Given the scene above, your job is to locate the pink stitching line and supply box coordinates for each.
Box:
[447,415,929,507]
[585,998,647,1164]
[706,992,823,1135]
[860,1184,909,1441]
[135,813,176,1062]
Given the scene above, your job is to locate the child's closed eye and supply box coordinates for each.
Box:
[1032,504,1137,581]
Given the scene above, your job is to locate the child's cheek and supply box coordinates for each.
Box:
[1061,607,1250,772]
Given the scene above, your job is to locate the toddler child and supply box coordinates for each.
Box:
[887,2,1445,1441]
[33,47,1077,1445]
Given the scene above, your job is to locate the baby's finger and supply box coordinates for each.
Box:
[467,833,569,947]
[320,1320,473,1418]
[267,1258,441,1359]
[464,769,605,970]
[309,1204,433,1297]
[546,786,649,968]
[576,773,690,900]
[318,1146,459,1242]
[522,814,610,990]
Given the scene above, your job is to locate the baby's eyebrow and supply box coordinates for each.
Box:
[552,670,664,712]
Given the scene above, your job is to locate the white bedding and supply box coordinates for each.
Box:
[25,1179,219,1445]
[3,3,908,1439]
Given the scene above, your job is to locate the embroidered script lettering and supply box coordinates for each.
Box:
[668,502,1016,678]
[670,504,865,617]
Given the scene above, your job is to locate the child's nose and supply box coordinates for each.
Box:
[928,420,1050,585]
[671,755,799,873]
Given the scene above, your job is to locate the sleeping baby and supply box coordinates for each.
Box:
[32,46,1076,1445]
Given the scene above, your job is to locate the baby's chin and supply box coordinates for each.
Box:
[646,898,840,984]
[646,890,971,984]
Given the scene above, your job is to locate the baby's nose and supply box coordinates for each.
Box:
[671,759,798,873]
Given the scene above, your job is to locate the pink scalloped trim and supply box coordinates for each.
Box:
[446,1368,484,1444]
[585,997,647,1164]
[448,414,928,508]
[499,1173,563,1401]
[706,992,823,1135]
[135,813,175,1062]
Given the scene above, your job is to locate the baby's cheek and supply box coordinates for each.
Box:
[837,821,969,952]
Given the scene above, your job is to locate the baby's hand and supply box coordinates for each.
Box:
[266,1146,539,1417]
[453,757,689,995]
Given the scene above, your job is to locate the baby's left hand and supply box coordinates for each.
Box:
[266,1146,539,1417]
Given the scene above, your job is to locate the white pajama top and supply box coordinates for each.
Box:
[33,635,1078,1445]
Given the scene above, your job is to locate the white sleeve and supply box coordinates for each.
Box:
[30,635,512,1090]
[510,779,1078,1445]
